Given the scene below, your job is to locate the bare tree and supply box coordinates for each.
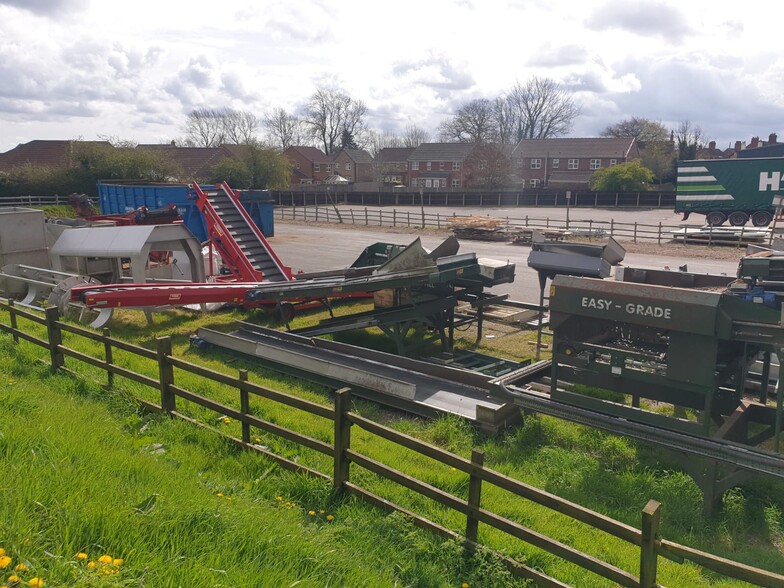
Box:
[264,108,306,150]
[302,88,367,155]
[493,96,517,145]
[438,98,497,143]
[675,120,705,161]
[507,76,581,140]
[601,117,669,143]
[185,108,226,147]
[223,109,259,144]
[401,124,430,147]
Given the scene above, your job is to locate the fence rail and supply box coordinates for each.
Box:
[273,190,675,209]
[1,299,783,587]
[0,194,69,207]
[277,205,777,248]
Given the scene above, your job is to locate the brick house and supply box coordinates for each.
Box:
[0,139,112,171]
[331,148,374,183]
[374,147,415,186]
[407,143,477,189]
[282,146,333,186]
[510,137,640,189]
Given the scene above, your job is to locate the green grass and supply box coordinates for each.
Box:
[1,304,784,587]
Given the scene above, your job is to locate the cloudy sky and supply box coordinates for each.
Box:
[1,0,782,153]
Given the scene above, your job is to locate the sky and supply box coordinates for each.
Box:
[1,0,783,153]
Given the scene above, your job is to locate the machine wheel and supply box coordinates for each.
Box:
[751,210,773,227]
[705,211,726,226]
[728,211,749,226]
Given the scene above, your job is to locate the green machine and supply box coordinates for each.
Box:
[549,272,782,436]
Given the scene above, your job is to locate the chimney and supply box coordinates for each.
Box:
[735,141,742,151]
[769,133,778,144]
[750,136,760,148]
[709,140,716,150]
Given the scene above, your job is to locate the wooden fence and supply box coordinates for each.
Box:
[276,205,778,248]
[0,195,69,207]
[1,299,782,587]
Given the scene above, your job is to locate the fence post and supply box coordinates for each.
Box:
[639,500,661,588]
[103,327,114,388]
[365,208,368,225]
[333,388,352,494]
[634,222,638,243]
[465,449,484,550]
[437,213,441,229]
[658,222,662,246]
[610,219,614,237]
[45,306,64,372]
[8,299,18,344]
[156,336,175,415]
[393,209,397,227]
[239,369,250,444]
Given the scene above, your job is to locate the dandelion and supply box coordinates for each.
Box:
[0,555,11,568]
[326,514,335,522]
[319,510,325,514]
[86,562,97,569]
[112,558,124,566]
[216,493,224,497]
[275,496,283,501]
[308,510,316,516]
[451,467,457,472]
[75,552,88,561]
[222,417,231,424]
[0,547,4,556]
[462,583,469,588]
[7,575,19,584]
[29,579,44,587]
[97,555,113,564]
[13,562,26,572]
[254,437,261,443]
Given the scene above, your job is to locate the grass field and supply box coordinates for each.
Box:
[1,302,783,587]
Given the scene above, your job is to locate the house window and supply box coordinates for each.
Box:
[568,159,579,170]
[440,161,446,170]
[426,162,432,171]
[529,178,540,188]
[610,159,617,166]
[295,162,301,169]
[412,161,419,170]
[590,159,601,170]
[314,163,320,172]
[453,161,461,170]
[345,163,351,171]
[531,158,541,169]
[452,179,461,188]
[516,158,524,167]
[425,179,432,188]
[552,158,559,168]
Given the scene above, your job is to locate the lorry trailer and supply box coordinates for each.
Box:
[675,157,784,227]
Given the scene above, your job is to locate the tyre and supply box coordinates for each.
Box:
[728,211,749,226]
[751,211,773,227]
[705,211,726,226]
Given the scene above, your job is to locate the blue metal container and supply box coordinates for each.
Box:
[97,182,274,242]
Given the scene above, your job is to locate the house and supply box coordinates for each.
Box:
[282,146,333,186]
[374,147,415,186]
[331,148,374,183]
[510,137,641,189]
[136,143,237,181]
[734,133,784,159]
[407,143,477,189]
[0,139,112,171]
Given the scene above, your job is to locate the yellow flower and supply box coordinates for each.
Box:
[97,555,113,564]
[75,552,88,561]
[86,561,97,569]
[222,417,231,424]
[112,558,123,566]
[13,562,26,571]
[319,510,325,514]
[0,555,11,568]
[254,437,261,443]
[462,583,469,588]
[29,579,44,587]
[275,496,283,501]
[308,510,315,516]
[216,493,224,497]
[326,514,335,522]
[7,575,19,583]
[0,548,4,556]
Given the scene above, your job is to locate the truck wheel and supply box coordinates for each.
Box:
[728,211,749,226]
[751,211,773,227]
[705,211,726,226]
